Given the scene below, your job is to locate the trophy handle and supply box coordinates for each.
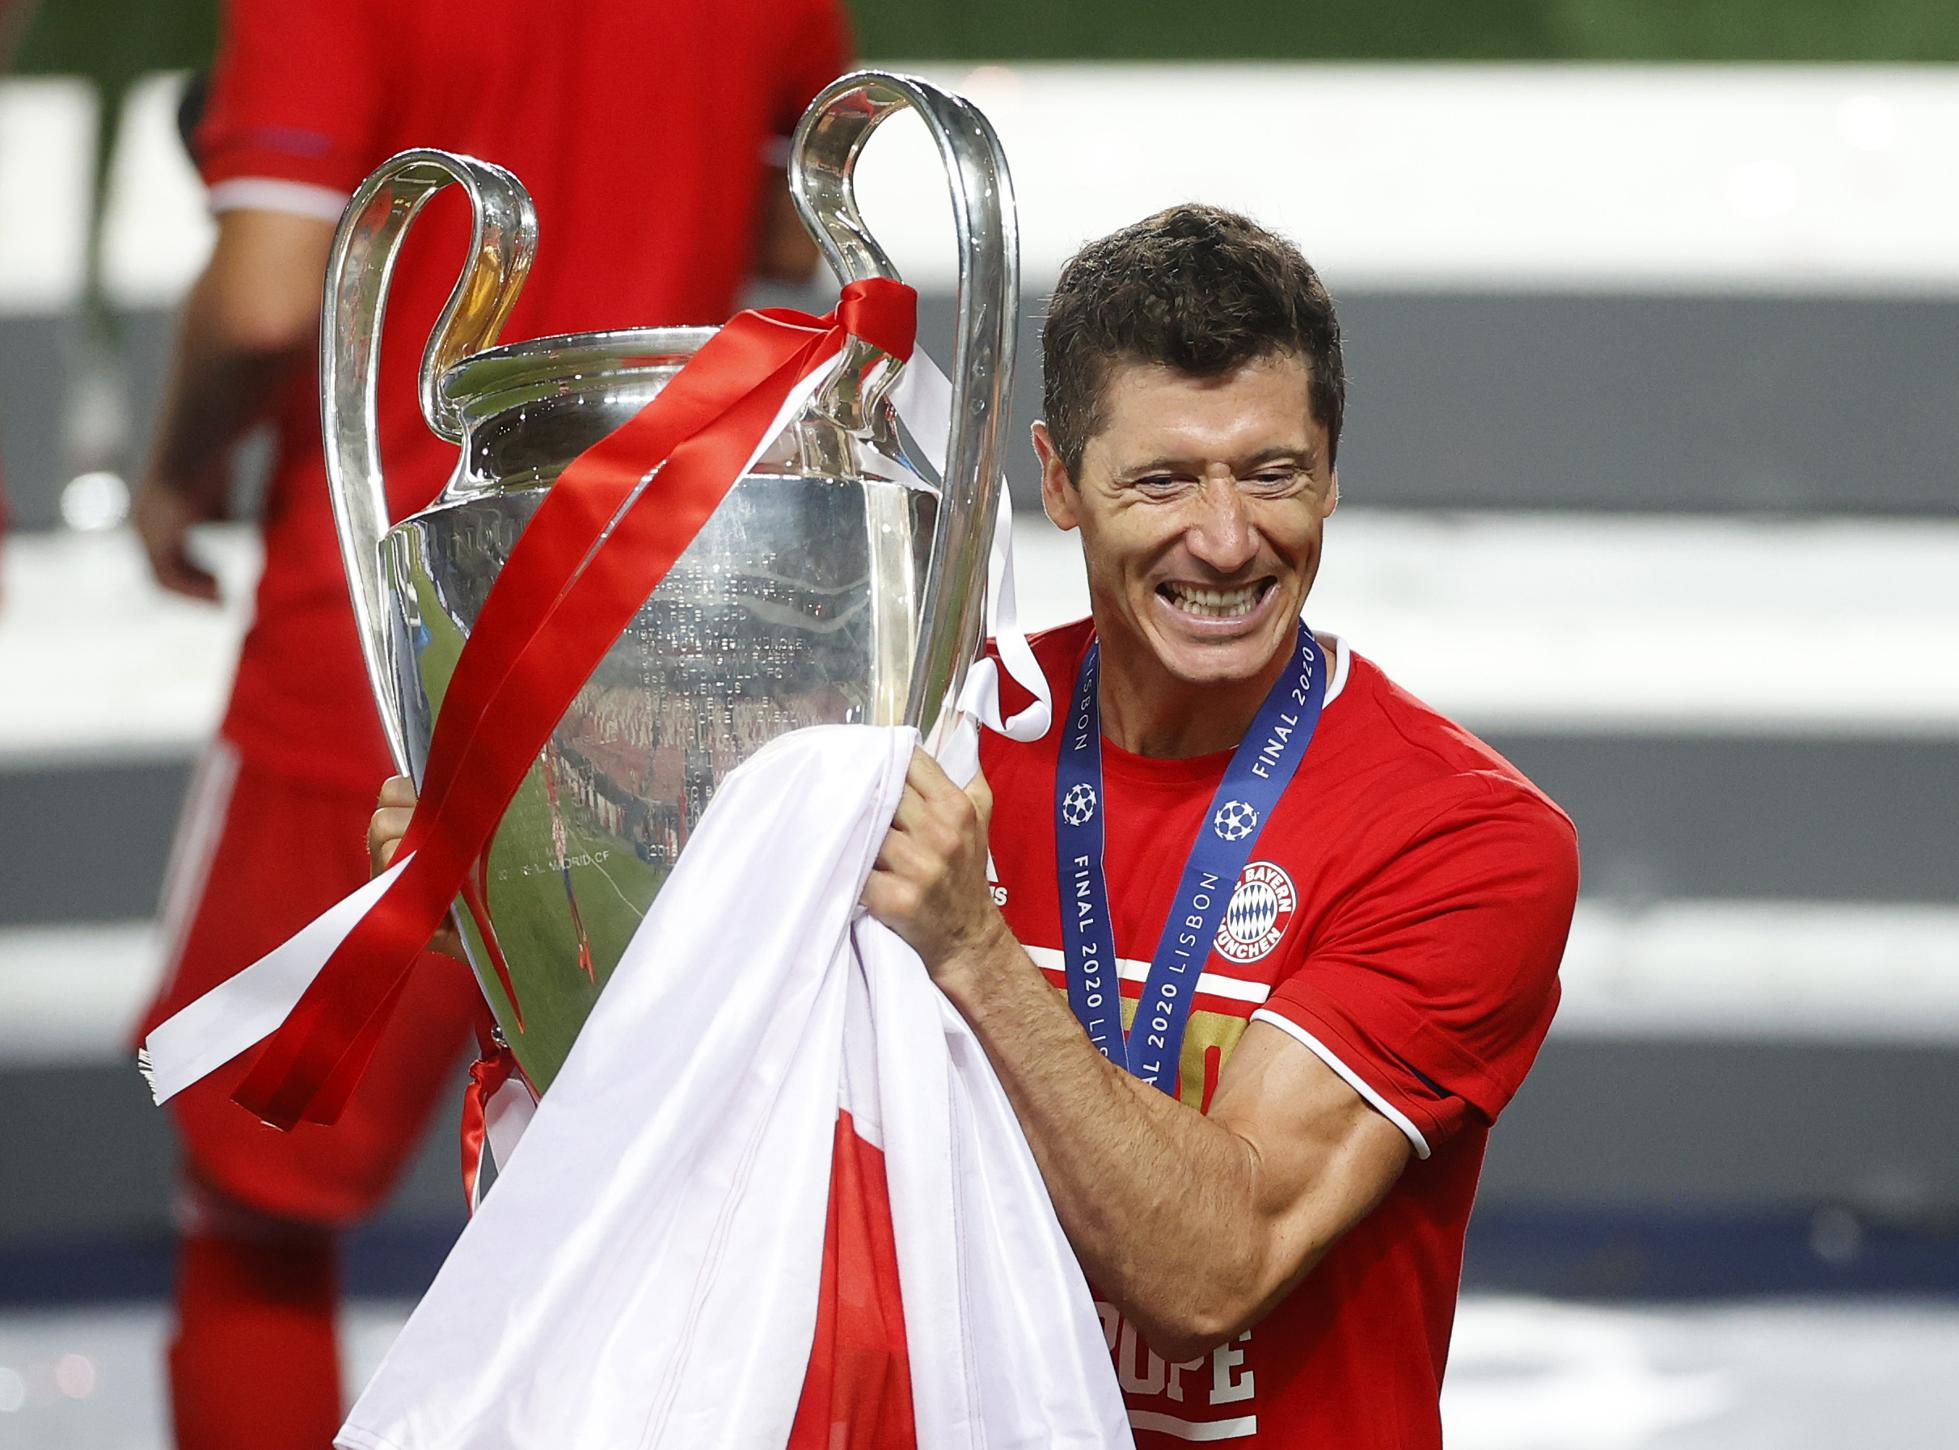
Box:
[319,148,538,771]
[789,71,1019,747]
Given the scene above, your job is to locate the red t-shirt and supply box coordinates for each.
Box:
[979,618,1579,1449]
[197,0,850,788]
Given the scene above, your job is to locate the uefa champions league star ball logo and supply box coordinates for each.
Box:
[1061,782,1099,827]
[1215,861,1297,964]
[1212,799,1259,842]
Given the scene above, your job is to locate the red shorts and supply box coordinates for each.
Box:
[140,744,481,1226]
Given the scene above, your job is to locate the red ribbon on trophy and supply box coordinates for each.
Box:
[223,279,917,1130]
[458,1005,527,1213]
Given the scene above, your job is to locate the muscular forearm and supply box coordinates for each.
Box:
[862,753,1406,1359]
[147,209,334,501]
[148,268,309,497]
[938,922,1286,1361]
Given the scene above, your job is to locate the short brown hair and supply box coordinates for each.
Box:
[1040,204,1346,480]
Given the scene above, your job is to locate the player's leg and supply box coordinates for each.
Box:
[141,747,344,1447]
[167,1178,341,1450]
[142,748,480,1446]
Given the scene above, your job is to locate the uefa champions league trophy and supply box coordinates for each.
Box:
[320,71,1016,1093]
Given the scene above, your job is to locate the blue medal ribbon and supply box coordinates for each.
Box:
[1053,622,1326,1093]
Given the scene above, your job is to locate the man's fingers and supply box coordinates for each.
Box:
[872,824,932,877]
[964,765,994,829]
[134,487,223,604]
[377,774,417,810]
[888,782,933,834]
[370,778,419,875]
[888,780,980,859]
[902,749,987,828]
[367,805,414,875]
[859,861,923,922]
[151,546,221,603]
[858,865,890,911]
[906,747,964,803]
[859,859,897,907]
[367,806,414,847]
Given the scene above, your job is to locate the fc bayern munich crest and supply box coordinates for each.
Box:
[1214,860,1297,964]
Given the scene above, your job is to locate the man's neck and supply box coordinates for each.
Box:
[1094,629,1296,760]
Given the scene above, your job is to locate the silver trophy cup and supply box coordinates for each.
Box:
[321,71,1017,1092]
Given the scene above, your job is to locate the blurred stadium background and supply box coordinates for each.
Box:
[3,2,1958,1446]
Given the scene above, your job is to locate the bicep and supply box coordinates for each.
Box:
[1207,1019,1412,1310]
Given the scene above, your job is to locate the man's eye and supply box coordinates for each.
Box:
[1247,468,1305,491]
[1134,475,1186,493]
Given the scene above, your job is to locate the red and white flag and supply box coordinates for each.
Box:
[335,725,1131,1450]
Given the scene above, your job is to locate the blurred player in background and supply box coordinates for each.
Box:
[129,2,848,1444]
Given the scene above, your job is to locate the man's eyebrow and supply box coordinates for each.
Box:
[1236,444,1317,470]
[1115,444,1316,476]
[1114,455,1196,476]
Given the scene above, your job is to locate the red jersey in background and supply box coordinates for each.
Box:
[196,0,851,789]
[980,617,1580,1449]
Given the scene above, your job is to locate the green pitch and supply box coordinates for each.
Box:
[409,564,668,1091]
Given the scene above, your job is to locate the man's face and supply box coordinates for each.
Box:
[1035,353,1338,691]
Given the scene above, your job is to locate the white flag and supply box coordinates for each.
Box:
[336,725,1131,1450]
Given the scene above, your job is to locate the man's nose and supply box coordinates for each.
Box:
[1185,476,1258,573]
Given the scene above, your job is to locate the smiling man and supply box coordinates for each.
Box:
[860,205,1581,1447]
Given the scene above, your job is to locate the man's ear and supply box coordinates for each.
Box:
[1323,468,1339,519]
[1031,421,1079,531]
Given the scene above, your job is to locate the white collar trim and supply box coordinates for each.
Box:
[1320,632,1351,707]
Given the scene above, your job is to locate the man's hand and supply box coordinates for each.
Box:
[860,748,1012,984]
[367,774,466,961]
[131,472,227,602]
[367,773,416,875]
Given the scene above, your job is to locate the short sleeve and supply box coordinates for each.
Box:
[769,0,853,138]
[1253,774,1578,1157]
[196,0,385,207]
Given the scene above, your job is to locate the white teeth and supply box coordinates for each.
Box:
[1164,582,1263,619]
